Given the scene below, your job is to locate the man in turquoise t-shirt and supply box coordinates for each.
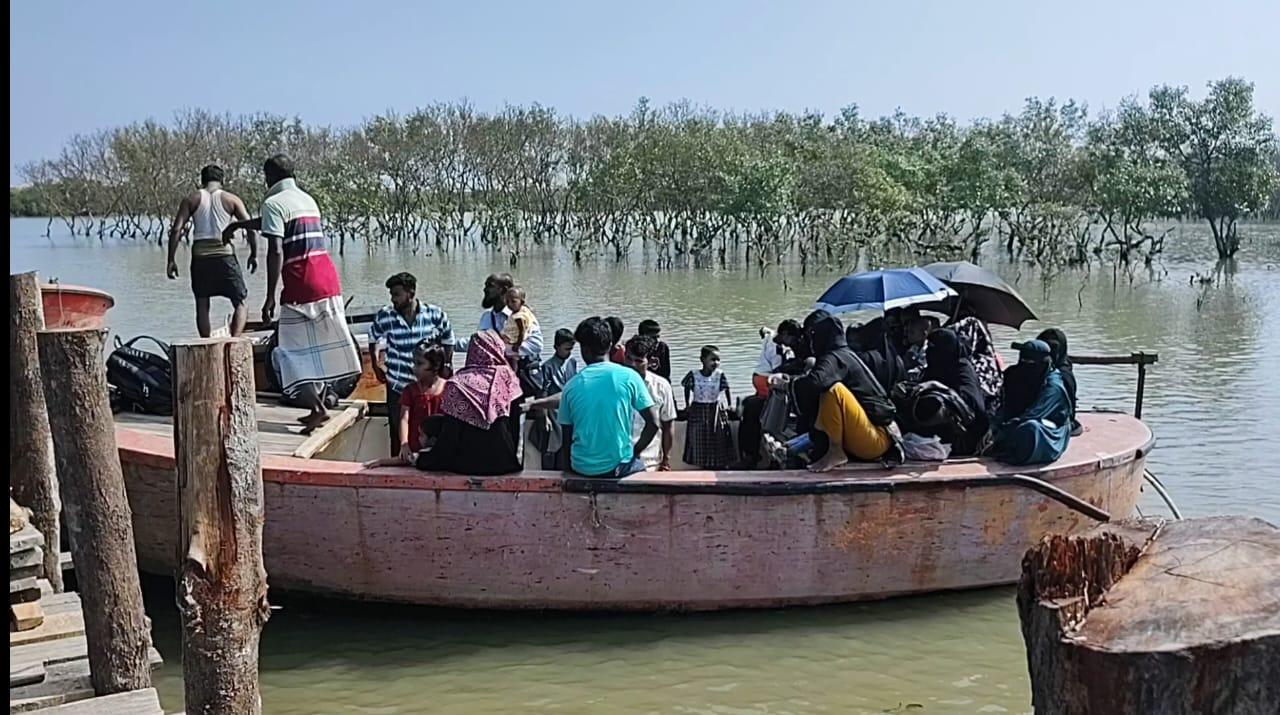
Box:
[559,317,659,478]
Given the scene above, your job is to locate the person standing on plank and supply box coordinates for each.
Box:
[222,154,359,431]
[166,164,258,337]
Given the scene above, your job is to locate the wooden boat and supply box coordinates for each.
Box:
[40,283,114,329]
[114,404,1152,611]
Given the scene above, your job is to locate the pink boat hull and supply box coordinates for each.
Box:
[115,412,1150,611]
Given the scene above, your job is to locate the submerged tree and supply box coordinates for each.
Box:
[1147,78,1278,259]
[16,78,1278,269]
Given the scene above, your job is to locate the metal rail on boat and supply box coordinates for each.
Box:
[1069,352,1158,418]
[564,472,1115,523]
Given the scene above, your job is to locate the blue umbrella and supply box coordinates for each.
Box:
[814,268,957,314]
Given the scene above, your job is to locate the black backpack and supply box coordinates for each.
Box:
[106,336,173,415]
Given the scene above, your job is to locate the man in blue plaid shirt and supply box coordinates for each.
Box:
[370,272,454,455]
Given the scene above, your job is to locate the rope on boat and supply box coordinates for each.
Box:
[1142,469,1184,520]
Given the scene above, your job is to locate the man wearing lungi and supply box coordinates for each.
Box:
[223,154,360,430]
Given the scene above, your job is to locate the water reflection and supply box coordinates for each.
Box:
[11,218,1279,714]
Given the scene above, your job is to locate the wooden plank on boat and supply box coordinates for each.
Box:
[10,607,82,646]
[26,687,163,715]
[1018,516,1279,714]
[291,402,367,459]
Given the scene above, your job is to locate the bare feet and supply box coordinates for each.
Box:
[807,447,849,473]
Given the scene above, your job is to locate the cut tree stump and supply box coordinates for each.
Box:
[1018,516,1280,714]
[172,337,270,715]
[10,272,62,592]
[37,328,153,696]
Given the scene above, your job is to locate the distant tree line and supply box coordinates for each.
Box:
[14,77,1278,267]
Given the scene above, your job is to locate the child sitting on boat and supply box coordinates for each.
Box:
[499,286,539,362]
[681,345,736,469]
[363,341,449,467]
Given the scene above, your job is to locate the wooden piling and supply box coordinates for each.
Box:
[1017,516,1279,714]
[9,272,63,592]
[36,327,152,695]
[172,337,270,715]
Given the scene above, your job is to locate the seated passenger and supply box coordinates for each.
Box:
[739,319,803,466]
[899,328,988,456]
[623,335,677,471]
[363,341,449,467]
[1036,328,1082,436]
[787,315,898,472]
[847,317,906,392]
[558,317,660,479]
[990,340,1073,466]
[528,328,581,470]
[414,331,523,476]
[752,319,801,397]
[947,308,1004,415]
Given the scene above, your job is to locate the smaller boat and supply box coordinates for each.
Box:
[40,283,115,329]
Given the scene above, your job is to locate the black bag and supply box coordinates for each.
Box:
[106,335,173,415]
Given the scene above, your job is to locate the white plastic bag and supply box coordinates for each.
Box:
[902,432,951,461]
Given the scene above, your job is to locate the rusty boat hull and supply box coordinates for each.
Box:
[114,410,1151,611]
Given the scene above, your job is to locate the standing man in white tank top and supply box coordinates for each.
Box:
[166,164,259,336]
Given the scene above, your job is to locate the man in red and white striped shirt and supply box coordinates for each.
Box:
[224,154,359,429]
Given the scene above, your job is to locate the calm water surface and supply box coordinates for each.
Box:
[11,218,1280,714]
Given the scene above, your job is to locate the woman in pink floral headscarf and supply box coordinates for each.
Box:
[440,331,522,428]
[416,331,524,475]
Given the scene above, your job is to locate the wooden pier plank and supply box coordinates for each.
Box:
[9,527,44,554]
[10,607,83,646]
[25,687,163,715]
[8,660,93,713]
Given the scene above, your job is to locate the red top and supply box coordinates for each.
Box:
[609,345,626,364]
[400,380,447,451]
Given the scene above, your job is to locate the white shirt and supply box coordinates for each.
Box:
[753,329,792,375]
[633,371,677,469]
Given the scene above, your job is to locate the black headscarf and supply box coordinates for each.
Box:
[1036,328,1076,411]
[848,318,905,391]
[1001,340,1052,419]
[792,315,895,433]
[923,329,987,419]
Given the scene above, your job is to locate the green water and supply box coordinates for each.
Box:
[12,218,1280,714]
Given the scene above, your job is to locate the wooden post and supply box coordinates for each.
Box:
[9,272,63,592]
[36,327,152,695]
[172,337,270,715]
[1018,516,1279,714]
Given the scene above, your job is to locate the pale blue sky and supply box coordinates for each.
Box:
[10,0,1279,183]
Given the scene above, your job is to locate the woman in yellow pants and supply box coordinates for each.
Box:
[809,383,891,472]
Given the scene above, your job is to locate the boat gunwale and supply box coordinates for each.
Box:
[116,411,1154,496]
[40,282,117,304]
